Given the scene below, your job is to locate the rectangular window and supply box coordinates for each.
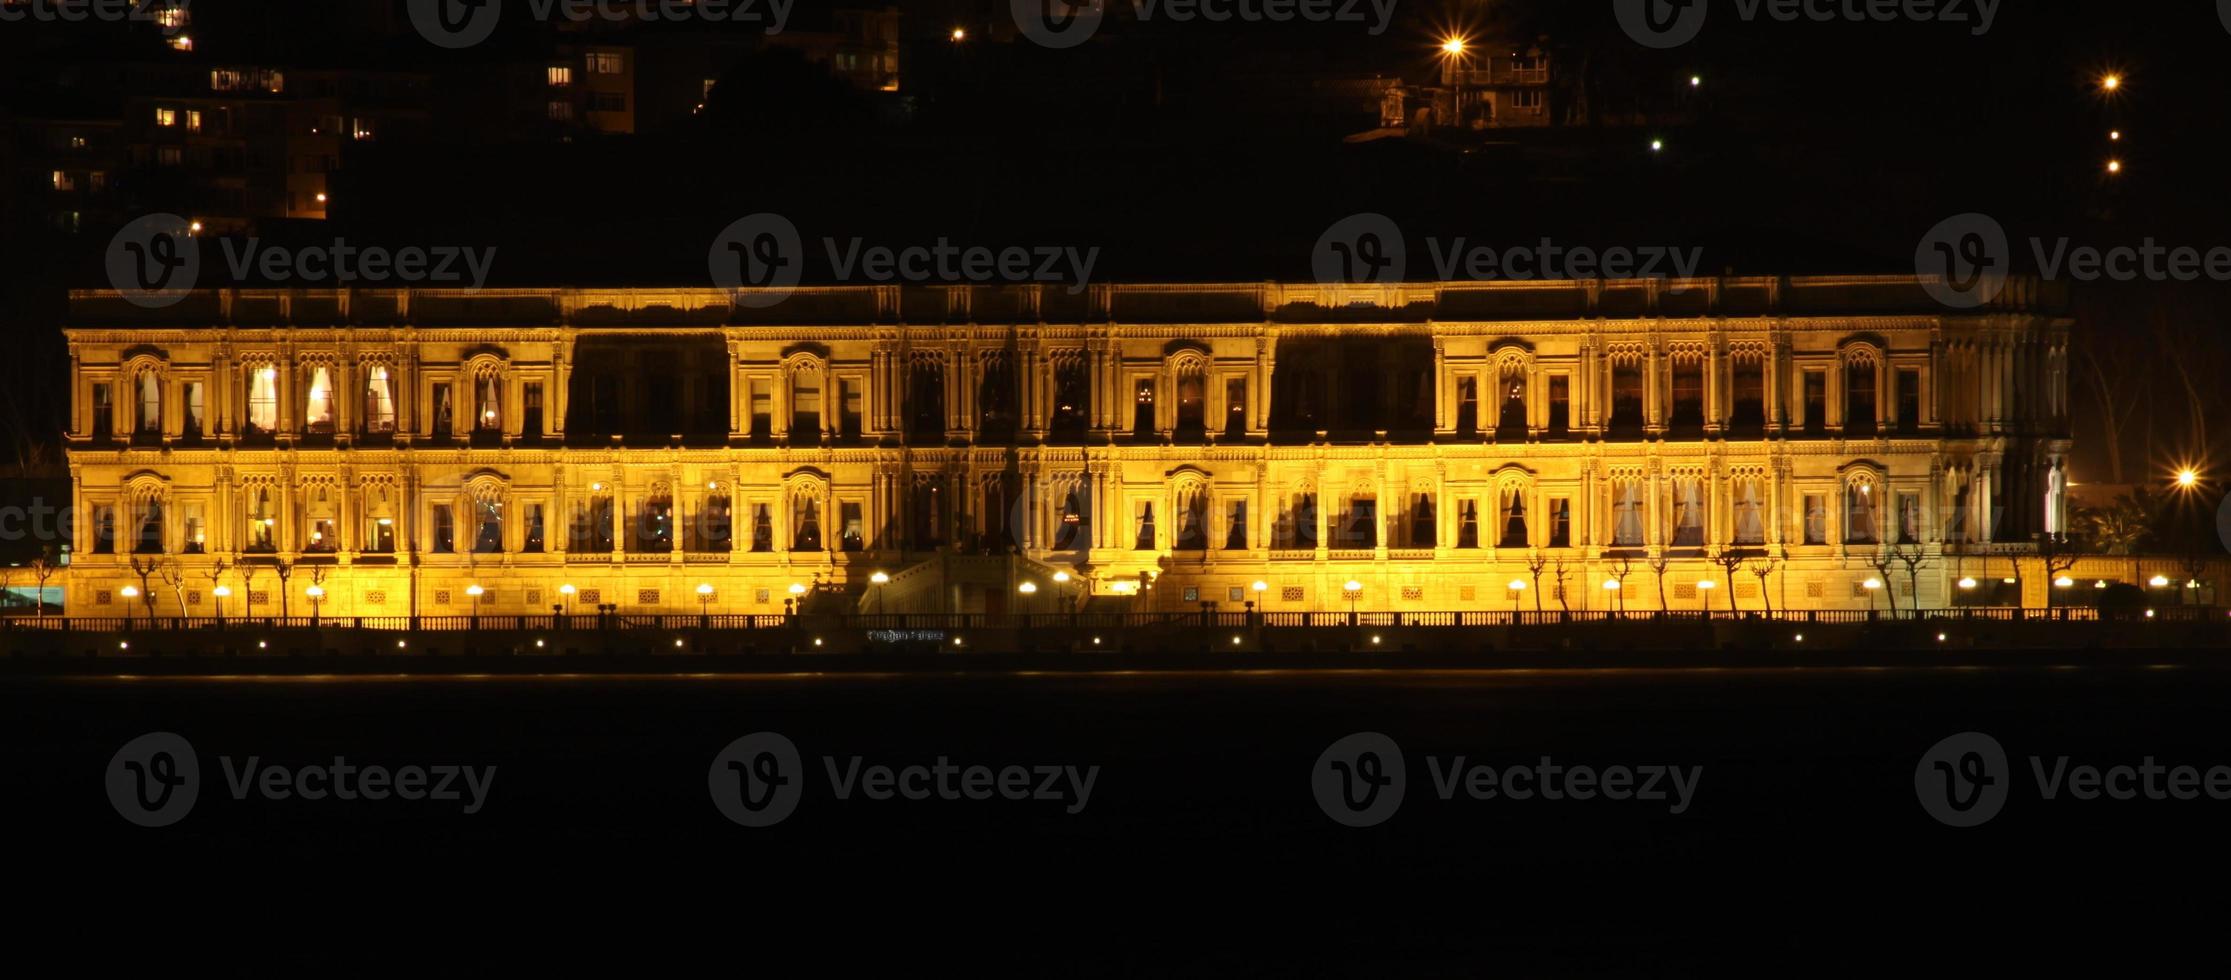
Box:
[588,52,624,74]
[1549,498,1570,548]
[185,110,201,132]
[431,505,455,553]
[792,376,821,434]
[1670,361,1704,430]
[588,92,626,112]
[523,382,544,436]
[1224,378,1248,438]
[547,101,573,122]
[1733,480,1765,545]
[1548,376,1570,435]
[547,66,573,86]
[362,367,396,433]
[1510,90,1544,110]
[1846,361,1878,434]
[92,382,113,437]
[1224,499,1248,550]
[750,379,772,436]
[1611,363,1644,432]
[1731,360,1765,430]
[840,502,864,551]
[1802,371,1826,434]
[1897,493,1921,544]
[1132,379,1156,438]
[1671,477,1704,547]
[1803,494,1827,544]
[840,379,863,438]
[155,107,177,127]
[1456,376,1479,436]
[1897,369,1921,433]
[430,383,452,436]
[183,382,205,438]
[92,505,115,554]
[524,504,546,553]
[1612,482,1644,546]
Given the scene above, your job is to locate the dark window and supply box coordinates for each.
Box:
[1455,377,1479,438]
[839,379,863,439]
[1802,372,1826,435]
[1610,363,1644,434]
[1896,369,1920,434]
[431,383,453,438]
[92,383,113,438]
[909,363,945,439]
[522,383,544,437]
[1223,378,1247,440]
[1051,361,1088,441]
[1456,499,1479,548]
[523,504,545,553]
[840,502,864,551]
[1670,361,1704,433]
[1730,361,1765,432]
[1846,361,1877,435]
[1497,377,1527,439]
[1132,379,1156,438]
[1547,376,1570,436]
[1549,498,1571,548]
[431,505,454,553]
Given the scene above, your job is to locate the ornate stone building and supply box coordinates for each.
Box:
[59,277,2072,618]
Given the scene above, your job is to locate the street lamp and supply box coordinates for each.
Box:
[869,570,889,615]
[786,581,806,619]
[558,583,576,617]
[1507,579,1527,618]
[1344,579,1363,625]
[1697,578,1715,611]
[1602,578,1621,615]
[306,584,325,627]
[1018,580,1037,614]
[1862,577,1882,613]
[120,585,138,629]
[696,583,714,625]
[466,583,484,624]
[212,584,231,625]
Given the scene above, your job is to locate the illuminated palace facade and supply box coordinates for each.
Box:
[60,278,2070,618]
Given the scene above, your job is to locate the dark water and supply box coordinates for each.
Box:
[10,666,2224,967]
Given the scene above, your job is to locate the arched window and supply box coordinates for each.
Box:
[1670,475,1705,547]
[246,366,279,433]
[363,365,397,433]
[364,484,397,553]
[304,366,336,433]
[1845,475,1881,544]
[475,373,501,432]
[1498,484,1528,548]
[135,369,162,435]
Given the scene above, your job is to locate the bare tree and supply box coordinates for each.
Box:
[1646,553,1672,612]
[1891,543,1928,618]
[1709,550,1747,614]
[1748,557,1780,616]
[1868,549,1899,616]
[2037,533,2083,615]
[1551,557,1571,614]
[273,559,295,618]
[1525,553,1548,614]
[156,558,190,618]
[30,549,57,623]
[203,558,231,621]
[1607,555,1634,615]
[128,555,162,619]
[236,563,261,619]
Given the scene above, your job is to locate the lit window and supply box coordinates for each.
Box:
[168,35,193,52]
[185,110,201,132]
[305,366,336,433]
[588,52,624,74]
[547,66,572,87]
[155,107,177,127]
[247,367,279,432]
[51,171,72,191]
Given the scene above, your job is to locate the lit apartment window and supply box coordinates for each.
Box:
[155,6,187,30]
[69,135,88,149]
[247,366,279,432]
[587,52,624,74]
[168,35,192,52]
[51,171,72,191]
[211,70,240,91]
[155,107,178,127]
[548,66,573,87]
[185,110,201,132]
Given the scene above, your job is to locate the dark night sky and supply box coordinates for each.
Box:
[7,0,2231,488]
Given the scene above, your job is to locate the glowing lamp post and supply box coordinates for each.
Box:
[1018,580,1038,615]
[466,584,484,626]
[1603,578,1622,615]
[559,583,576,618]
[120,585,138,630]
[1249,579,1267,621]
[212,585,231,625]
[1862,577,1882,614]
[786,582,806,619]
[1344,580,1363,625]
[869,571,890,616]
[1697,578,1715,612]
[1507,579,1527,619]
[306,584,325,628]
[696,583,714,627]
